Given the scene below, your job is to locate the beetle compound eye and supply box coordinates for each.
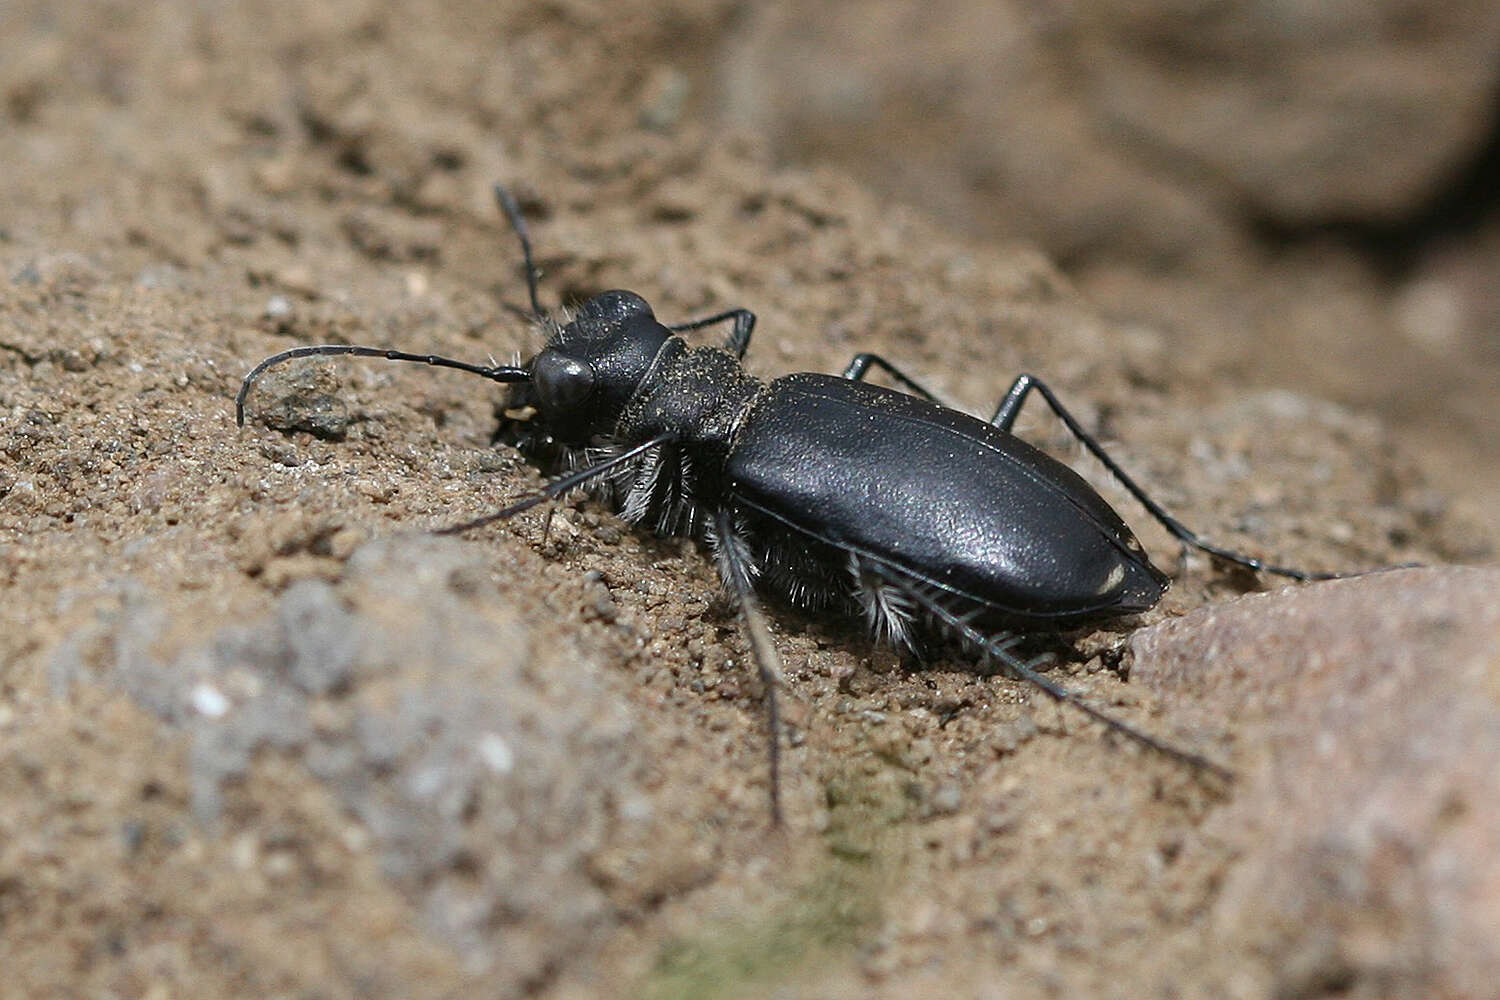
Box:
[532,351,597,414]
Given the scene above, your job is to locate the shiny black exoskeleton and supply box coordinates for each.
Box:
[238,186,1339,822]
[496,292,1170,639]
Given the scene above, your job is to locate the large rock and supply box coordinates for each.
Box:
[1132,566,1500,998]
[722,1,1500,258]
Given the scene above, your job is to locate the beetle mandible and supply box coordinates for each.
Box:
[238,185,1340,824]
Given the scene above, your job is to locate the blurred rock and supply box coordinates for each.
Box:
[1131,566,1500,999]
[1074,1,1500,227]
[50,536,681,994]
[723,1,1500,258]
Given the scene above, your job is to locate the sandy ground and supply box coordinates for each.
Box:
[2,3,1496,998]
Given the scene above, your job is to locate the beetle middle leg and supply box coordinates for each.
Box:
[712,509,787,826]
[989,373,1338,581]
[840,352,944,403]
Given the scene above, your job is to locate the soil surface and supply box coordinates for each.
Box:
[2,3,1496,999]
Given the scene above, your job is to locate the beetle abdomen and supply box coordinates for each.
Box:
[726,374,1168,627]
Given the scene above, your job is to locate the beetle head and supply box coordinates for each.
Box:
[506,290,675,445]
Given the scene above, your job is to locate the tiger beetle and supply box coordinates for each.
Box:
[238,185,1345,825]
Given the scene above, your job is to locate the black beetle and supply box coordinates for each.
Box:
[238,186,1340,823]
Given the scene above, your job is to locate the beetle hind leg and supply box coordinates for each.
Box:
[972,632,1056,678]
[861,558,1234,781]
[990,373,1341,582]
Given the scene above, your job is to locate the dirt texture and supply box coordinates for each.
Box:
[1,2,1495,999]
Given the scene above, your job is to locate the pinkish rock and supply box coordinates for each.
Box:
[1131,566,1500,998]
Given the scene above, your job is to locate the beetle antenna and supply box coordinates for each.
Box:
[236,344,530,426]
[870,560,1234,783]
[493,184,544,321]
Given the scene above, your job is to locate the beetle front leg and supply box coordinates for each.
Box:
[989,373,1338,582]
[840,353,943,404]
[437,433,674,535]
[669,308,757,359]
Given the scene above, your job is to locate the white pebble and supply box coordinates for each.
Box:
[478,732,515,774]
[191,682,230,718]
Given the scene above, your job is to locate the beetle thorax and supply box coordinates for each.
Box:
[616,344,764,463]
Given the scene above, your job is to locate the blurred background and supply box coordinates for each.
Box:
[708,1,1500,544]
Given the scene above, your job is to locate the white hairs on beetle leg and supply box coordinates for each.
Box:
[753,537,850,613]
[659,450,703,536]
[711,512,760,596]
[850,553,917,649]
[620,446,663,524]
[712,508,786,825]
